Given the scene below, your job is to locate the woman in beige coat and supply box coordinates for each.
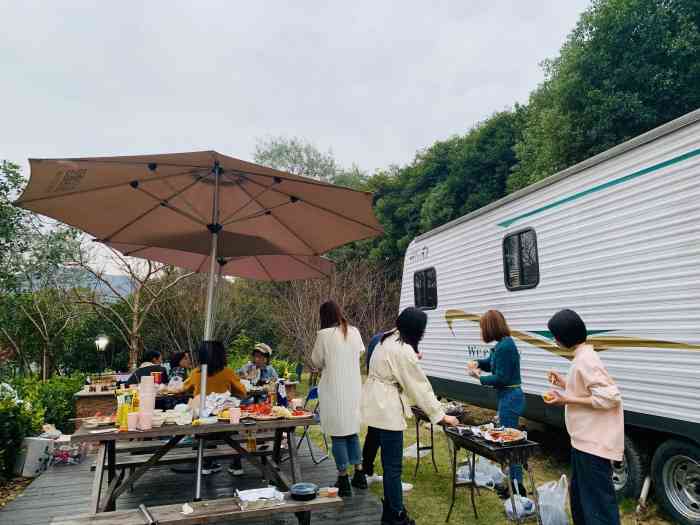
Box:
[310,300,366,496]
[361,307,459,525]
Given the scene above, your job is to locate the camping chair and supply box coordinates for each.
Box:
[295,386,329,464]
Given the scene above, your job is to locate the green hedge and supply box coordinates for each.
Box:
[12,374,85,434]
[0,386,43,479]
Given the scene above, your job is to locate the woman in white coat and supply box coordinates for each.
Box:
[310,300,366,496]
[361,307,459,525]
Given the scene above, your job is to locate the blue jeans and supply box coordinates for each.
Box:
[379,429,404,516]
[498,387,525,483]
[570,448,620,525]
[330,434,362,472]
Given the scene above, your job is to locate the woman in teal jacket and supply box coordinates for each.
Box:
[467,309,526,496]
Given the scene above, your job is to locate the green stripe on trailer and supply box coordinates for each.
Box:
[498,148,700,228]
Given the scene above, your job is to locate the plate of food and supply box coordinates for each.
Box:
[484,428,526,445]
[286,409,313,419]
[250,413,282,421]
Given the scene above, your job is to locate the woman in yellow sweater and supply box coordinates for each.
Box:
[183,341,246,398]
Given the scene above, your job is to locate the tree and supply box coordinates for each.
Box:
[367,111,522,271]
[510,0,700,190]
[0,161,33,292]
[72,244,194,370]
[254,136,338,182]
[271,259,399,365]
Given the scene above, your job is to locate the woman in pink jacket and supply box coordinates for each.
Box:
[544,309,624,525]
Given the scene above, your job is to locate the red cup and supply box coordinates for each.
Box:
[151,371,162,385]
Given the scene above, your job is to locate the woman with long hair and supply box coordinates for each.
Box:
[362,308,459,525]
[467,309,526,496]
[169,351,192,381]
[182,341,246,398]
[310,300,366,497]
[544,309,623,525]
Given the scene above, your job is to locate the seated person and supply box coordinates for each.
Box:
[183,341,246,398]
[169,351,192,381]
[237,343,279,386]
[127,350,169,385]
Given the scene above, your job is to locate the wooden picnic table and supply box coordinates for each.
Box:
[443,426,543,525]
[72,416,316,514]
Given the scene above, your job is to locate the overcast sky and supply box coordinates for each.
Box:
[2,1,591,176]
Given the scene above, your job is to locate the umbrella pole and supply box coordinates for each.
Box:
[196,162,222,501]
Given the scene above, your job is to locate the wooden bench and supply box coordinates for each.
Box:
[50,494,343,525]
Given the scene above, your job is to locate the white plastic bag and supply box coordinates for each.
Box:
[455,457,505,488]
[403,443,430,459]
[504,495,535,520]
[537,475,569,525]
[168,376,184,391]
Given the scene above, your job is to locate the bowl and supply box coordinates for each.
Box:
[290,482,318,501]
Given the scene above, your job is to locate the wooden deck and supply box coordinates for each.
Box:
[0,440,382,525]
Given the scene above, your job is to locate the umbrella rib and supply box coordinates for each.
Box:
[219,183,277,226]
[290,254,333,278]
[233,177,319,255]
[15,169,202,205]
[102,176,206,242]
[255,256,276,282]
[134,185,208,226]
[223,166,372,196]
[237,174,383,234]
[221,200,295,226]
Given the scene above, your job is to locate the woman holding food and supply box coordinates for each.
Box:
[467,309,526,496]
[543,309,623,525]
[310,300,366,497]
[362,307,459,525]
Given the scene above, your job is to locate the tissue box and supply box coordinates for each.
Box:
[14,437,55,477]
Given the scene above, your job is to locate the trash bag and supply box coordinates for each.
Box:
[455,457,505,488]
[504,495,535,520]
[403,443,430,459]
[537,475,569,525]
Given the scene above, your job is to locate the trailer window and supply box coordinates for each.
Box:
[503,229,539,290]
[414,268,437,310]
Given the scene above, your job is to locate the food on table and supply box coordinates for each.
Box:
[289,409,312,418]
[484,427,525,444]
[271,406,292,418]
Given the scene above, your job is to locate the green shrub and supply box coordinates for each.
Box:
[0,385,43,479]
[12,373,85,433]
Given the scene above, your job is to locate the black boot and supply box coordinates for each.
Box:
[381,499,391,525]
[351,470,368,489]
[334,474,352,497]
[390,509,416,525]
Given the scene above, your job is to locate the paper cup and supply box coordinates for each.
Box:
[127,412,139,431]
[138,412,153,430]
[151,371,162,384]
[229,407,241,425]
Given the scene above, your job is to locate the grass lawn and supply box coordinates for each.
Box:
[295,377,671,524]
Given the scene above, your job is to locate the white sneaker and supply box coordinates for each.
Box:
[228,467,244,476]
[201,464,222,475]
[401,482,414,492]
[366,474,383,485]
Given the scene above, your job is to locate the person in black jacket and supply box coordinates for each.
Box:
[126,350,169,385]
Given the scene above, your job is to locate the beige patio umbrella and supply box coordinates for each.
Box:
[102,241,335,281]
[15,150,382,498]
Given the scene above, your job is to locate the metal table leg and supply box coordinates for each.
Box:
[414,416,421,480]
[445,444,457,523]
[430,423,438,473]
[526,461,543,525]
[469,452,478,519]
[504,459,522,525]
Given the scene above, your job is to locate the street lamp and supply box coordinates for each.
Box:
[94,335,109,352]
[94,335,109,376]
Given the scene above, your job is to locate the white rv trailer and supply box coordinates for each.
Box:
[401,109,700,523]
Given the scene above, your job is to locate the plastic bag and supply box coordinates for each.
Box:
[455,457,505,488]
[403,443,430,459]
[537,475,569,525]
[504,495,535,520]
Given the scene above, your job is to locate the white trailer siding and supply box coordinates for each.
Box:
[400,110,700,437]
